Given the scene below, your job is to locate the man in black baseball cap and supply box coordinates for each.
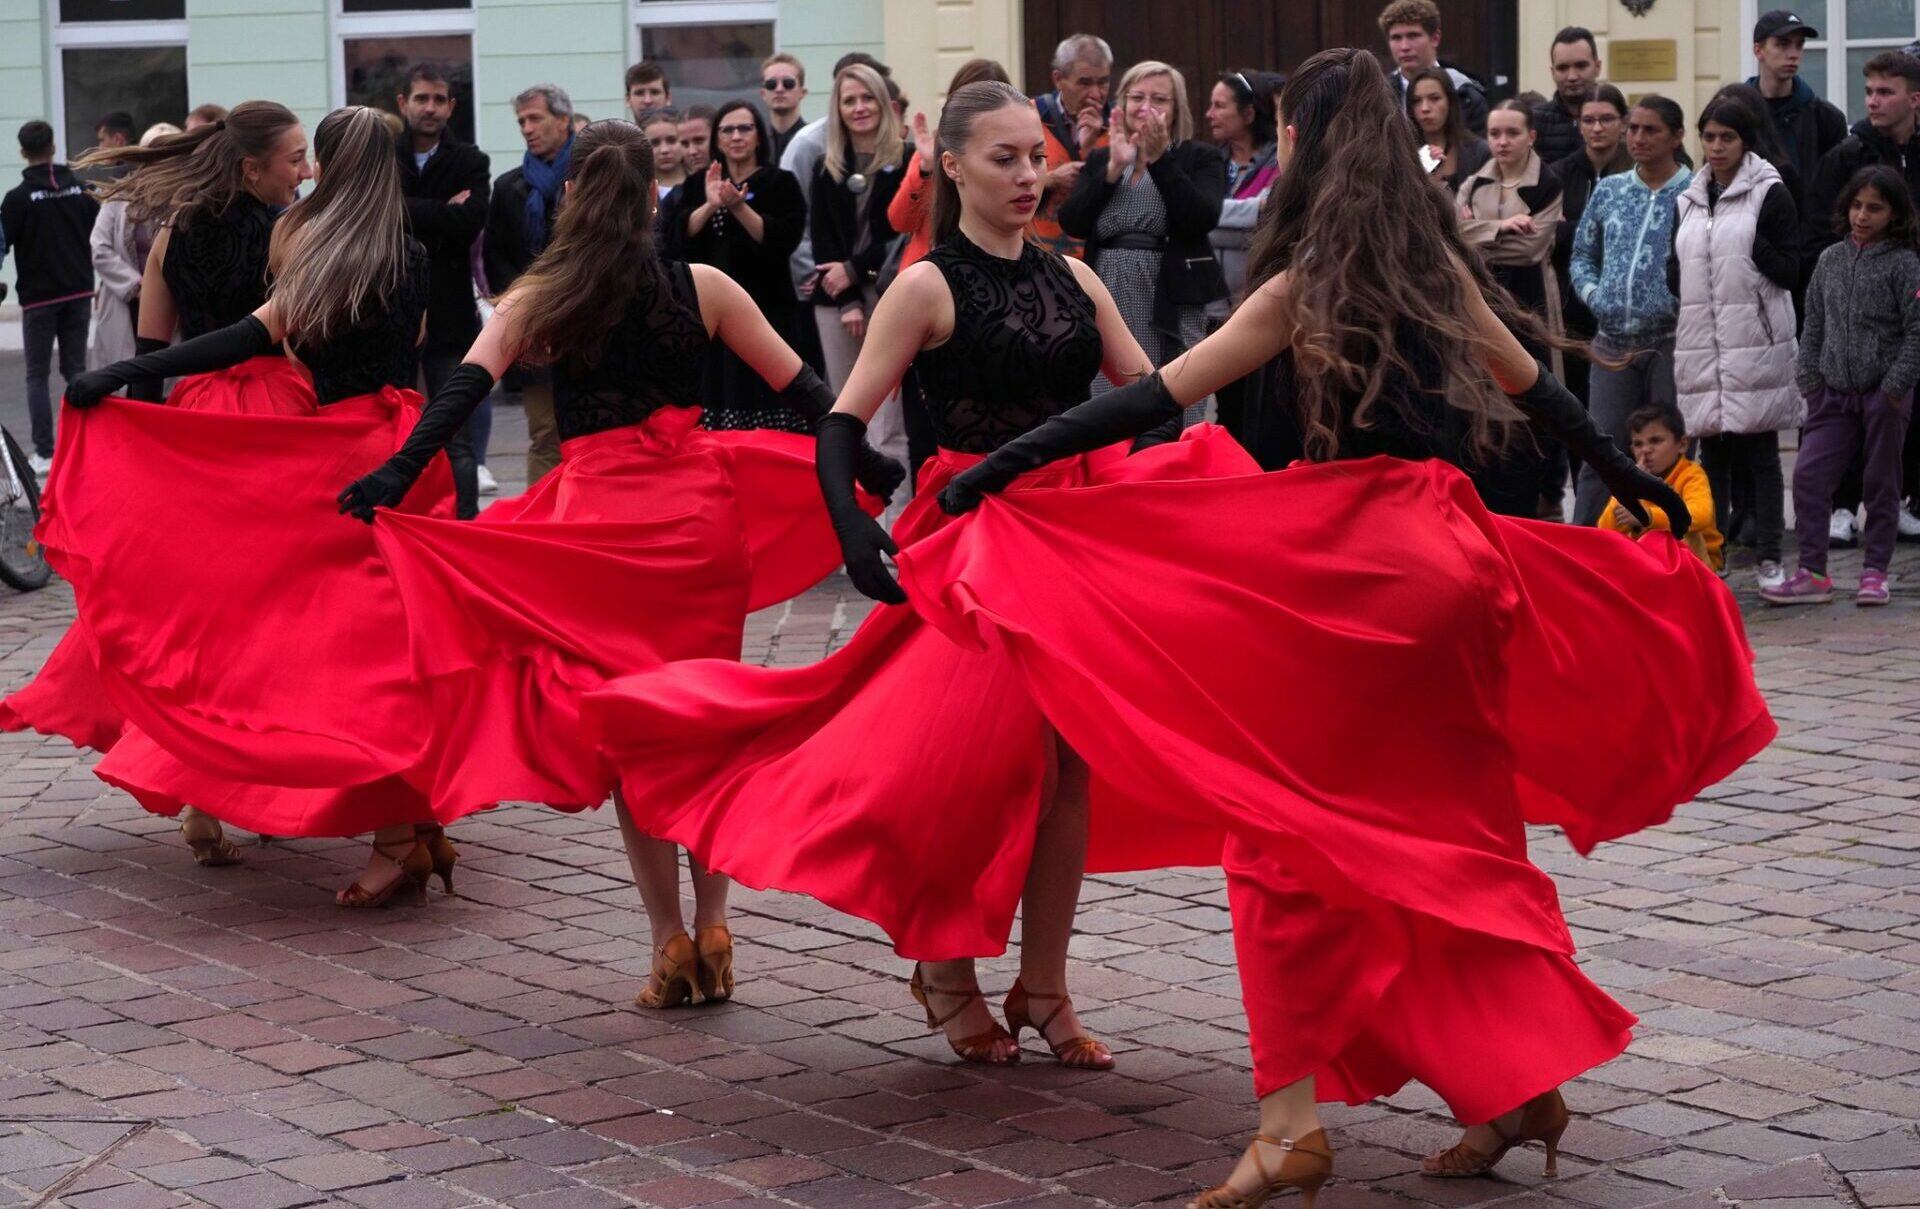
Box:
[1748,7,1844,234]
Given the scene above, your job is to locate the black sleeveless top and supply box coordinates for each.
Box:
[915,232,1104,453]
[288,239,431,405]
[552,260,708,442]
[1248,325,1469,471]
[163,193,277,340]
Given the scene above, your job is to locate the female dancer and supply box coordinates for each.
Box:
[335,119,900,1007]
[1,101,314,866]
[40,106,456,905]
[588,82,1189,1067]
[584,60,1773,1203]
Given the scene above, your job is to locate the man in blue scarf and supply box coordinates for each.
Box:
[484,83,576,483]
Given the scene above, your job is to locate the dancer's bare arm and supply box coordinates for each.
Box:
[135,227,177,342]
[829,261,950,423]
[689,263,805,389]
[1063,257,1155,385]
[1154,272,1298,405]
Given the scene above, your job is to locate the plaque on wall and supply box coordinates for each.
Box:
[1610,39,1678,81]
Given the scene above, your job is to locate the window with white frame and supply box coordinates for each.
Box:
[1747,0,1918,116]
[334,1,478,146]
[632,1,778,114]
[48,0,188,162]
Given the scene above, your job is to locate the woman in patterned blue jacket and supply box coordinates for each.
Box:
[1569,95,1692,524]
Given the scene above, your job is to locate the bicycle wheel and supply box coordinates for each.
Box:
[0,427,52,591]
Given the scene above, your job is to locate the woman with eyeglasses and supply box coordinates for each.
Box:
[662,99,810,431]
[1548,83,1632,422]
[1059,60,1227,427]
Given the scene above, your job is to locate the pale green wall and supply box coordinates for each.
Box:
[0,0,893,298]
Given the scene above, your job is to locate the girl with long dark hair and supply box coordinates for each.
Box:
[1408,66,1488,192]
[335,119,901,1006]
[0,101,318,868]
[3,107,458,903]
[588,54,1771,1204]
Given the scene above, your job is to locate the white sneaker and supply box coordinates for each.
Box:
[1757,560,1787,591]
[1899,507,1920,539]
[476,464,499,495]
[26,453,52,477]
[1830,508,1858,546]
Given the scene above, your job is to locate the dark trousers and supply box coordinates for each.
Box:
[422,348,480,519]
[1575,336,1675,526]
[23,298,89,458]
[1793,387,1911,575]
[1700,432,1784,563]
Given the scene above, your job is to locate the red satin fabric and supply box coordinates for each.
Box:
[584,426,1774,1117]
[167,355,319,415]
[368,406,857,822]
[5,385,453,835]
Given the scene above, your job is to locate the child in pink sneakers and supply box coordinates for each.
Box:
[1768,165,1920,608]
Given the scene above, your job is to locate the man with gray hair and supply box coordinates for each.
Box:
[483,82,575,483]
[1034,33,1112,258]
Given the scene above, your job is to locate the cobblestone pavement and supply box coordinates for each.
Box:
[1,365,1919,1208]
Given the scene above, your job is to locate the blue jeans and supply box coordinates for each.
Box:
[23,297,89,458]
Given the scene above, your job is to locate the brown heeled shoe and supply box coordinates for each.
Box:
[909,964,1019,1065]
[1189,1131,1334,1209]
[694,925,734,1003]
[336,838,431,908]
[635,932,697,1009]
[1003,978,1114,1070]
[180,810,242,867]
[1422,1088,1569,1179]
[415,824,457,894]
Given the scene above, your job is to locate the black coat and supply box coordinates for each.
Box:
[1550,145,1633,338]
[482,166,554,297]
[1804,120,1920,283]
[397,133,490,351]
[1755,76,1847,208]
[1532,95,1584,167]
[1058,140,1229,330]
[809,149,908,309]
[664,165,807,321]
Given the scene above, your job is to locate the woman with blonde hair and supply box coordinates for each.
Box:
[1059,60,1226,427]
[810,62,912,469]
[11,106,459,905]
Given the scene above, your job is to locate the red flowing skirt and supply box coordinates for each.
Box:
[582,426,1774,1117]
[0,360,371,756]
[6,383,455,835]
[366,405,863,822]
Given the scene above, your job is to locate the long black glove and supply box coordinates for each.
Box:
[939,371,1180,515]
[1512,358,1691,538]
[125,336,170,403]
[817,412,907,604]
[776,364,906,503]
[337,362,494,522]
[65,317,274,408]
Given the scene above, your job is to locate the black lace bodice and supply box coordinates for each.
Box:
[914,232,1104,452]
[552,260,708,442]
[163,194,276,339]
[289,239,431,404]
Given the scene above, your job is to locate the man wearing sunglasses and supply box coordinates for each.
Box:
[761,53,809,162]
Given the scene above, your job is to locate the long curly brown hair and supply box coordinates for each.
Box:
[1247,48,1574,462]
[78,100,300,228]
[506,120,667,367]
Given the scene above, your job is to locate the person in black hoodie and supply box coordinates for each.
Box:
[396,63,492,515]
[1750,9,1846,224]
[2,120,98,467]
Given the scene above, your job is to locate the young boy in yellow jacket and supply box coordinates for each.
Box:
[1596,403,1725,572]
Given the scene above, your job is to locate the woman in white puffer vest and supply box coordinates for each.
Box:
[1669,94,1801,589]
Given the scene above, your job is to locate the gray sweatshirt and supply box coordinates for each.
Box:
[1798,236,1920,400]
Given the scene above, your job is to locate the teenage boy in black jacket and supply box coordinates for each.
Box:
[2,120,98,467]
[397,63,492,516]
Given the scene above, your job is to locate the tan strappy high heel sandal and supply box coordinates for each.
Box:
[1421,1088,1569,1179]
[1188,1131,1334,1209]
[909,964,1018,1065]
[635,932,698,1009]
[1003,978,1114,1069]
